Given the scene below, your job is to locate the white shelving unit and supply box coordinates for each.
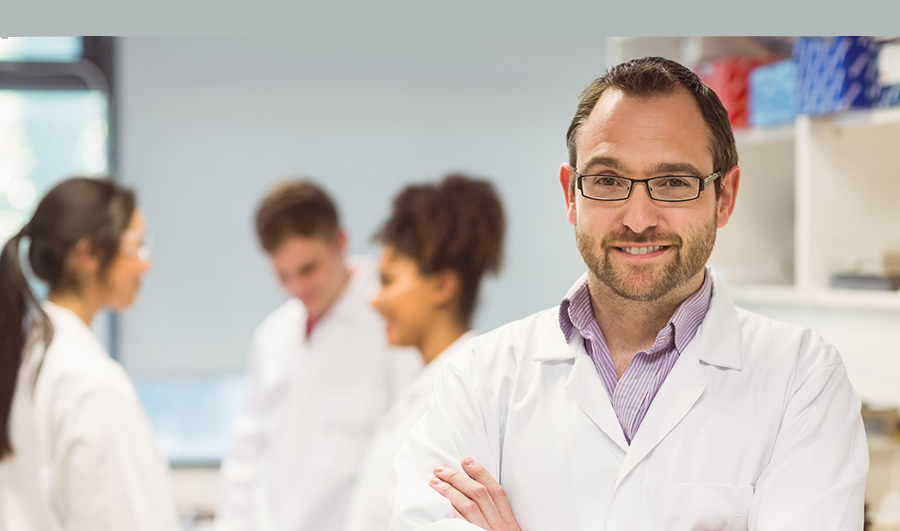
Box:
[606,37,900,410]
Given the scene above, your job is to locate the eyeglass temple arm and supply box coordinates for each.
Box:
[700,172,720,191]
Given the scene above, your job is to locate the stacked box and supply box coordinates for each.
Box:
[750,59,798,127]
[793,36,880,116]
[697,57,770,129]
[873,41,900,108]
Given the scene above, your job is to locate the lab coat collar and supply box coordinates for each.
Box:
[404,331,475,401]
[691,268,743,370]
[534,267,743,370]
[313,255,376,325]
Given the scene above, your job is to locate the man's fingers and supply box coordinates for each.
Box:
[434,464,508,531]
[460,458,521,531]
[429,476,491,530]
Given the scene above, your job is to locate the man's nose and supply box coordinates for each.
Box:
[621,182,660,234]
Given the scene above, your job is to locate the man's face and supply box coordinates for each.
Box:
[560,88,739,303]
[269,230,347,320]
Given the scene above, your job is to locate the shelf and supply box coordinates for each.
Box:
[733,123,795,145]
[729,284,900,311]
[826,105,900,129]
[728,284,802,306]
[819,289,900,312]
[734,106,900,144]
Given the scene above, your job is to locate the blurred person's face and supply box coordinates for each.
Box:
[269,229,348,320]
[372,245,444,349]
[98,210,152,310]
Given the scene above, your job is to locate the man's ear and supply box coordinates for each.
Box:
[332,227,348,254]
[559,163,577,226]
[716,165,741,228]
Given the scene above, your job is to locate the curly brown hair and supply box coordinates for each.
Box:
[375,174,505,328]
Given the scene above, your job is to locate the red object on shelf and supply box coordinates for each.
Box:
[696,57,771,129]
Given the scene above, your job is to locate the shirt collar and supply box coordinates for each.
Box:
[558,267,714,355]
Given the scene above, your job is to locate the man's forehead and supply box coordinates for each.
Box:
[575,87,713,168]
[584,86,702,127]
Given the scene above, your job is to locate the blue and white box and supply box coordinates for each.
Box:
[750,59,798,127]
[793,36,880,116]
[873,41,900,108]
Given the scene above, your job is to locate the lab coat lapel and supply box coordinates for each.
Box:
[564,338,630,452]
[615,342,706,487]
[613,270,743,487]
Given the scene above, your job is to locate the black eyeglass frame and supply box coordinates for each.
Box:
[575,171,721,203]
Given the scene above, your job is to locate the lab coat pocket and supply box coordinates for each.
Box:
[654,483,754,531]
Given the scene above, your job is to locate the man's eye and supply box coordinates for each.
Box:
[590,176,624,187]
[658,177,691,188]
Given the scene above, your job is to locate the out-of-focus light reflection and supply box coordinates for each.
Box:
[82,118,108,143]
[79,117,109,174]
[0,162,13,193]
[0,92,24,122]
[83,144,108,173]
[0,37,81,62]
[0,39,23,61]
[0,211,25,245]
[7,180,36,210]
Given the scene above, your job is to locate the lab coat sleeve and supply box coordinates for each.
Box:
[52,379,180,531]
[216,337,270,531]
[749,333,869,531]
[390,349,505,531]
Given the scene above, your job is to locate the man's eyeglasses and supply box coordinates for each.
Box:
[575,171,720,202]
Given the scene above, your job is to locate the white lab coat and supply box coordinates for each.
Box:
[216,258,421,531]
[0,301,180,531]
[390,269,869,531]
[344,332,474,531]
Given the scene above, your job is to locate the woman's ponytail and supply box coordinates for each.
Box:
[0,228,51,459]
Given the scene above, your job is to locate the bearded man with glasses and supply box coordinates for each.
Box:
[387,56,868,531]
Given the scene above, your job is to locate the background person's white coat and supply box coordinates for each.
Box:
[216,258,420,531]
[344,331,474,531]
[0,301,180,531]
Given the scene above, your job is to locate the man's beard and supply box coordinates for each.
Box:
[575,214,717,302]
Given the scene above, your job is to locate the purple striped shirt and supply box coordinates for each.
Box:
[558,269,714,444]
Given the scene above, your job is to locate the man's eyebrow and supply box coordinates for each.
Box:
[649,162,707,176]
[580,156,628,173]
[580,157,706,177]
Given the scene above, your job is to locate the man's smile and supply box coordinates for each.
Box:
[617,245,669,256]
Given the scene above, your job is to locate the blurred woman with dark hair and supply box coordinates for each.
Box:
[344,173,506,531]
[0,177,179,530]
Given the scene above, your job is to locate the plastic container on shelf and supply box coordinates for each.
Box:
[750,59,798,127]
[874,40,900,108]
[793,36,881,116]
[696,56,771,129]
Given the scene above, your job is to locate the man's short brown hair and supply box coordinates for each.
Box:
[565,56,738,198]
[255,179,340,253]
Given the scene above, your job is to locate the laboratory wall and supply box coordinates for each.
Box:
[115,37,605,376]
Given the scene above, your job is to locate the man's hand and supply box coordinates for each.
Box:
[429,457,521,531]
